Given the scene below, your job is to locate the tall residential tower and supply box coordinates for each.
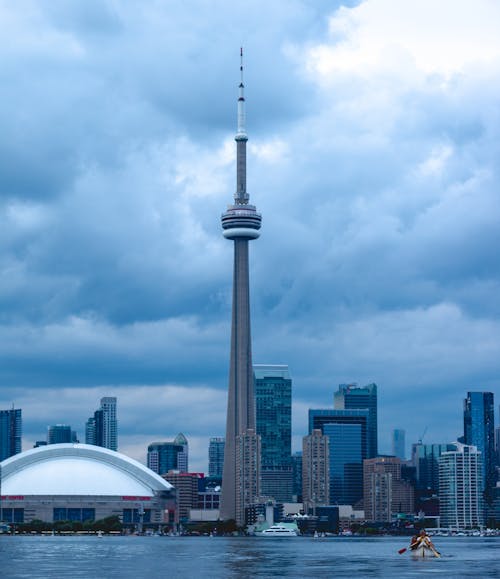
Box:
[220,50,262,524]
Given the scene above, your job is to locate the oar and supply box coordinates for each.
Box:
[398,547,407,554]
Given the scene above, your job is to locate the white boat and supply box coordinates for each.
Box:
[255,524,298,537]
[409,536,440,558]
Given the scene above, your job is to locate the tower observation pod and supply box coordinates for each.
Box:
[219,49,262,525]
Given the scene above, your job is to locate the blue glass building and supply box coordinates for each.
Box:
[334,383,378,458]
[309,409,368,506]
[208,437,225,478]
[0,408,22,461]
[463,391,495,497]
[254,365,293,502]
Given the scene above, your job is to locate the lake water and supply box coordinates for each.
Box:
[0,535,498,578]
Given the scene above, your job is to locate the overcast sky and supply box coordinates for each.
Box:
[1,0,499,472]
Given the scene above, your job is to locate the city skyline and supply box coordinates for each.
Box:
[0,1,500,472]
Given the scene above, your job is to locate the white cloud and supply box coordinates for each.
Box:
[306,0,500,81]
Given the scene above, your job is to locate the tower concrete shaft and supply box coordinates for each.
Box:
[220,50,262,524]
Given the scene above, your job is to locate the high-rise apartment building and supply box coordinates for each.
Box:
[463,392,495,497]
[363,456,414,523]
[392,429,406,461]
[0,408,22,461]
[235,429,261,526]
[220,51,262,525]
[148,434,188,475]
[208,437,225,478]
[439,443,484,529]
[85,397,117,451]
[309,408,368,506]
[334,383,378,458]
[302,429,329,513]
[254,364,292,502]
[47,425,78,444]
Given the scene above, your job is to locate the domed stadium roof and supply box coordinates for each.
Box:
[0,444,173,496]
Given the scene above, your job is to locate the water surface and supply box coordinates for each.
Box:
[0,535,498,578]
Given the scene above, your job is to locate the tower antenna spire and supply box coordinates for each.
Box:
[236,47,247,151]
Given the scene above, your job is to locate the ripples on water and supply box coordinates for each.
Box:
[0,536,499,578]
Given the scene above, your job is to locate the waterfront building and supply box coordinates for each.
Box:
[47,424,78,445]
[234,429,261,526]
[411,442,457,491]
[254,364,292,502]
[323,422,364,506]
[163,471,204,524]
[208,437,225,478]
[292,451,303,502]
[0,444,175,527]
[439,442,484,529]
[363,456,414,523]
[220,51,262,525]
[0,408,22,461]
[147,434,188,475]
[309,408,368,506]
[392,429,405,461]
[334,383,378,458]
[85,397,117,451]
[302,429,330,514]
[463,391,495,496]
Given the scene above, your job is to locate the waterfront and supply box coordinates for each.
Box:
[0,535,499,578]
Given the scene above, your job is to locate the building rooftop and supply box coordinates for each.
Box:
[0,443,173,496]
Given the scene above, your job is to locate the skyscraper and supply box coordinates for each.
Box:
[208,437,225,478]
[254,364,292,502]
[85,397,117,451]
[439,443,484,529]
[309,409,368,506]
[220,50,262,524]
[148,438,186,475]
[463,391,495,498]
[392,429,405,460]
[334,383,378,458]
[0,408,22,461]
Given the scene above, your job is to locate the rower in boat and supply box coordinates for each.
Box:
[409,529,440,558]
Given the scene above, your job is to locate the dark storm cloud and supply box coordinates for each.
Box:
[0,0,499,469]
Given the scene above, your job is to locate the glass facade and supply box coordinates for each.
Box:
[464,392,495,496]
[208,437,225,478]
[147,442,184,475]
[0,408,22,461]
[53,508,95,522]
[323,423,363,505]
[392,429,405,460]
[309,409,368,507]
[411,443,457,491]
[0,508,24,523]
[334,383,378,458]
[254,365,293,502]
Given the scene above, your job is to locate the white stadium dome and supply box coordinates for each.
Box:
[0,443,173,496]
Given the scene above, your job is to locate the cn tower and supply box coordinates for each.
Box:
[219,49,262,523]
